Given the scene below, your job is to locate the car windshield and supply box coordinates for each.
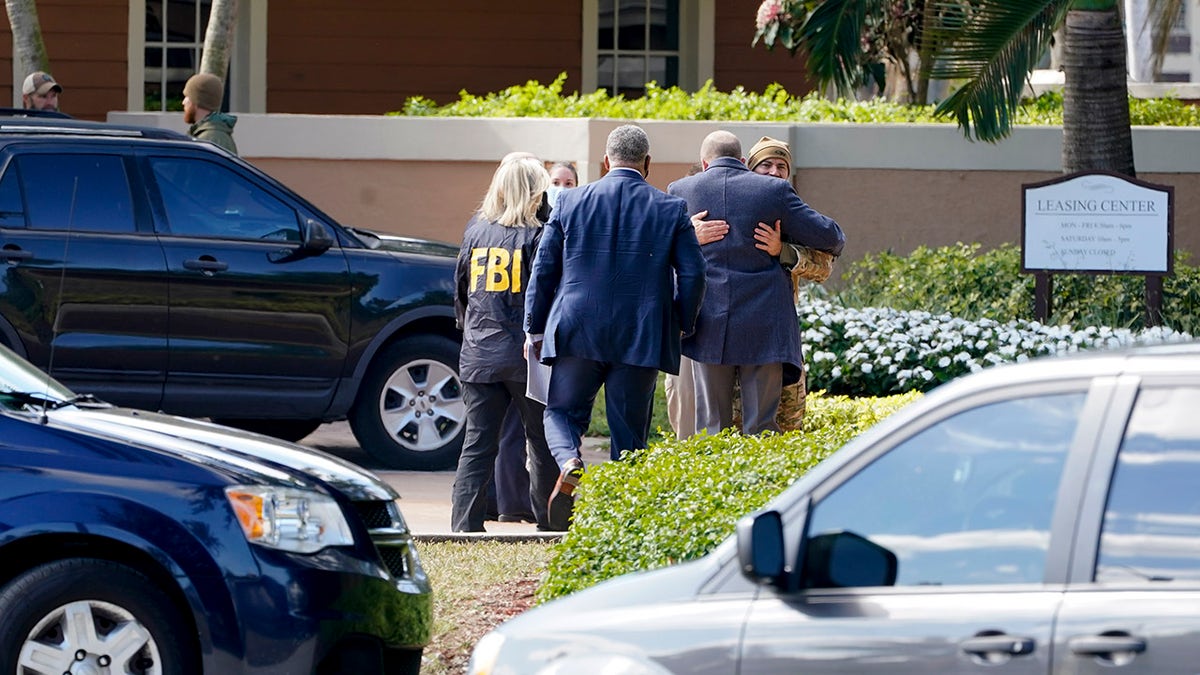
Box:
[0,344,77,410]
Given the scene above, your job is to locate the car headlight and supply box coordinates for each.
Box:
[226,486,354,553]
[468,631,506,675]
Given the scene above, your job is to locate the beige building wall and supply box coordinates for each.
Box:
[249,161,1200,269]
[253,158,499,244]
[795,169,1200,265]
[109,112,1200,270]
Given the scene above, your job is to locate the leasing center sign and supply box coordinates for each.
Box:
[1022,171,1173,274]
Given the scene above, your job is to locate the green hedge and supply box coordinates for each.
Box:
[538,390,921,602]
[837,243,1200,334]
[398,74,1200,127]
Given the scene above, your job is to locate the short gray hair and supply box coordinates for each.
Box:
[605,124,650,165]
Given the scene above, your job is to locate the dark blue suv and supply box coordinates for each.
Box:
[0,118,463,469]
[0,342,431,672]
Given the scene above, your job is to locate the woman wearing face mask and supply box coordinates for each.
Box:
[544,161,579,214]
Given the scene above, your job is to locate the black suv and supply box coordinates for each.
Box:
[0,118,464,469]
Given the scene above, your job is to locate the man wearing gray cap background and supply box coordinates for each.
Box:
[22,71,61,112]
[183,72,238,155]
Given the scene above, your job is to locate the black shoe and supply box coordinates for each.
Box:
[547,458,585,531]
[498,512,536,523]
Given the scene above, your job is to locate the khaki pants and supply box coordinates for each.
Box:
[664,355,697,440]
[670,357,809,438]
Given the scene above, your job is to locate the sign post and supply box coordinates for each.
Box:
[1022,171,1173,326]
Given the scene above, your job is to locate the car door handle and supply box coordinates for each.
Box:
[1068,634,1147,657]
[183,257,229,273]
[0,246,33,263]
[961,634,1036,657]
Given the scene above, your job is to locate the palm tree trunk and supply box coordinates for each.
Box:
[1060,7,1136,177]
[915,0,938,105]
[199,0,239,79]
[5,0,49,78]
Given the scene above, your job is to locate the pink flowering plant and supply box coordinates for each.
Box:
[752,0,808,53]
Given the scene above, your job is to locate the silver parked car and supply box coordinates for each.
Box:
[470,342,1200,673]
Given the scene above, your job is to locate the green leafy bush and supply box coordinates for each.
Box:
[837,243,1200,334]
[397,74,1200,127]
[537,390,921,602]
[837,243,1030,321]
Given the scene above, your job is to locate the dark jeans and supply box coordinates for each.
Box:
[450,380,558,532]
[544,355,658,465]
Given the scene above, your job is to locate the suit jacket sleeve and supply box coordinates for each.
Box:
[524,217,564,334]
[776,181,847,257]
[669,204,706,337]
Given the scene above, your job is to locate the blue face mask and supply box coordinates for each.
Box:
[545,185,566,212]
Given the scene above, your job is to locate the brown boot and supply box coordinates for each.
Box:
[547,458,585,531]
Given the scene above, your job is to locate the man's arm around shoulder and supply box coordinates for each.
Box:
[775,181,846,257]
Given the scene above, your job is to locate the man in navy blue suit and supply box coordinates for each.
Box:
[525,125,706,529]
[669,130,845,436]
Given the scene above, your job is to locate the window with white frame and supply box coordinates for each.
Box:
[144,0,213,111]
[1160,2,1196,82]
[132,0,263,113]
[597,0,681,96]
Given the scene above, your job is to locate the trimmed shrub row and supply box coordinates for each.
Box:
[399,74,1200,126]
[538,390,920,602]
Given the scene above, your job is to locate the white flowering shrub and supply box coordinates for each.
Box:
[800,291,1194,396]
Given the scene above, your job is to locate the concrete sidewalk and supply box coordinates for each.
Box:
[302,422,609,540]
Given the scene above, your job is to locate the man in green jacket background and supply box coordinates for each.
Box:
[183,73,238,155]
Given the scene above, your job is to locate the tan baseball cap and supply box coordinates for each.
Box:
[22,71,62,96]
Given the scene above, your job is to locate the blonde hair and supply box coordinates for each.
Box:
[481,156,550,227]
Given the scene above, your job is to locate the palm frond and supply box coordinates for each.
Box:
[1148,0,1185,78]
[799,0,888,98]
[921,0,1071,142]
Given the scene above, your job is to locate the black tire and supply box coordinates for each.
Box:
[212,418,323,442]
[0,558,196,675]
[350,335,465,470]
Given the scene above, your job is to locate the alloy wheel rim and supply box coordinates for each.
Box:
[18,599,161,675]
[378,358,465,452]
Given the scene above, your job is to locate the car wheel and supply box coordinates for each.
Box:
[0,558,195,675]
[350,335,466,470]
[212,418,323,443]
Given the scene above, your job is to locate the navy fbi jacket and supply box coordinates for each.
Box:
[454,213,544,384]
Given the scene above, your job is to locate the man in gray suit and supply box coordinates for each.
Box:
[668,130,844,435]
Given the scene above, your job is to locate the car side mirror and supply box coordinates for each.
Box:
[301,218,334,253]
[803,530,898,589]
[736,510,788,587]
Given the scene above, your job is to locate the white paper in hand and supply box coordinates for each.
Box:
[525,335,552,404]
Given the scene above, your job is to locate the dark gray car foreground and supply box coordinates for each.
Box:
[471,342,1200,673]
